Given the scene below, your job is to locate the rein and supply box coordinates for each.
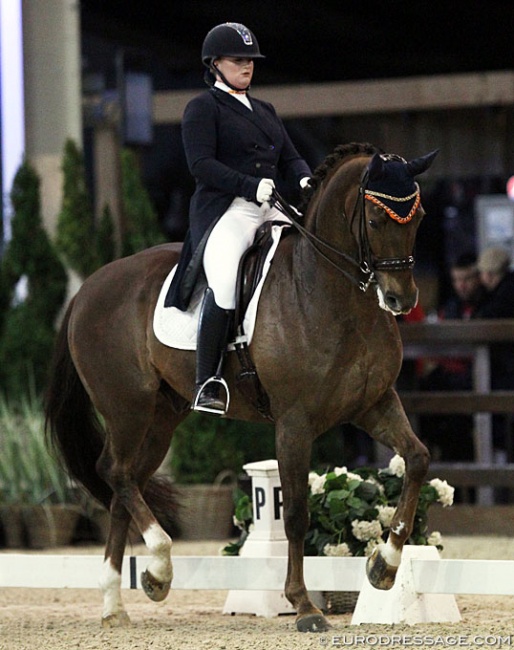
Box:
[271,161,416,292]
[271,189,374,291]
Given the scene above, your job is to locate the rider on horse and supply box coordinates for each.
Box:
[167,22,312,416]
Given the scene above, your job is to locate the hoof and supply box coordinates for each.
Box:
[366,547,398,590]
[101,611,131,628]
[296,613,332,633]
[141,569,171,602]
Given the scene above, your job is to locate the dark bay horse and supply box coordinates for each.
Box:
[45,142,437,632]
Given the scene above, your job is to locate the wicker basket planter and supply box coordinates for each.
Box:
[21,504,82,549]
[323,590,359,614]
[0,504,25,548]
[177,476,236,541]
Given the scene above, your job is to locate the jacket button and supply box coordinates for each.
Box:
[255,162,261,168]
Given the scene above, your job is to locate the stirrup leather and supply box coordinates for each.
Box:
[192,376,230,415]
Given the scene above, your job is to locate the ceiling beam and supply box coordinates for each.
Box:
[153,70,514,124]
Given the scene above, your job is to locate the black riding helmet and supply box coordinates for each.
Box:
[201,23,265,66]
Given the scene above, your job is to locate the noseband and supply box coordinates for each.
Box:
[271,160,417,292]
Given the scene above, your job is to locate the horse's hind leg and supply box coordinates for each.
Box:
[100,497,133,627]
[96,391,182,625]
[354,388,430,590]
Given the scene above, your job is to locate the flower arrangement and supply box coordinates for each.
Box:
[223,455,453,557]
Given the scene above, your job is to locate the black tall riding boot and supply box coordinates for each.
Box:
[192,287,233,415]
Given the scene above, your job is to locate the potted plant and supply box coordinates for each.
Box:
[224,455,454,612]
[0,394,81,548]
[169,413,275,540]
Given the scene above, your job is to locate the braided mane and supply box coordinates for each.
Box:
[298,142,381,215]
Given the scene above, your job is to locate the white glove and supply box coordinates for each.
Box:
[300,176,311,189]
[256,178,275,204]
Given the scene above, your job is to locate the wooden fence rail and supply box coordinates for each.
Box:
[397,319,514,501]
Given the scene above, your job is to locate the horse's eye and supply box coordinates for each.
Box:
[368,219,378,230]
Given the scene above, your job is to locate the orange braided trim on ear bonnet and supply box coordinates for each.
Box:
[364,191,420,224]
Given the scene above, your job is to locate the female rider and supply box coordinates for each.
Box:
[168,22,311,415]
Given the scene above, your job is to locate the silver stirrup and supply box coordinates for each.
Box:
[192,376,230,415]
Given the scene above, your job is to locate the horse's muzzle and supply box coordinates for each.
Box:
[383,289,419,315]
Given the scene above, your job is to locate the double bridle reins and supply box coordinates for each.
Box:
[270,163,416,292]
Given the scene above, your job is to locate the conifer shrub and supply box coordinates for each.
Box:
[55,138,100,278]
[0,161,67,399]
[120,148,166,256]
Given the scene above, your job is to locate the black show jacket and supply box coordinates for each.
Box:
[166,87,311,310]
[182,87,311,248]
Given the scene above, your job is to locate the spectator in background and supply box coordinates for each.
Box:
[418,253,485,462]
[475,246,514,325]
[473,247,514,465]
[441,252,485,321]
[425,253,484,389]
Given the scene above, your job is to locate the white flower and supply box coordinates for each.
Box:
[309,472,326,495]
[429,478,455,507]
[323,542,353,557]
[376,505,396,528]
[333,466,363,482]
[232,514,245,530]
[427,531,443,546]
[365,538,382,556]
[351,519,383,541]
[308,471,319,486]
[388,454,405,477]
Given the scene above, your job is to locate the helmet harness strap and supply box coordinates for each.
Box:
[207,60,251,92]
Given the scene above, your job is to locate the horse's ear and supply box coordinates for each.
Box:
[406,150,439,177]
[367,153,386,181]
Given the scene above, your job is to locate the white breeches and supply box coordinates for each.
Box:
[203,197,290,310]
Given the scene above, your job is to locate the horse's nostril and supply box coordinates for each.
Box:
[385,294,400,311]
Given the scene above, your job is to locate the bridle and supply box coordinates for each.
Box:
[271,157,417,293]
[354,163,416,274]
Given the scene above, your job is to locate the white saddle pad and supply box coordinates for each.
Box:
[153,223,289,350]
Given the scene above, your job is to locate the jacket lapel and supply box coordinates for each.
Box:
[211,88,276,141]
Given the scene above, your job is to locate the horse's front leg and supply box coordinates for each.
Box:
[276,422,331,633]
[354,388,430,590]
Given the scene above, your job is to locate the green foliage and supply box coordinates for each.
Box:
[0,394,74,504]
[169,413,275,485]
[120,148,166,256]
[56,140,165,277]
[305,462,445,557]
[55,139,99,277]
[224,456,452,557]
[222,490,253,556]
[0,160,67,398]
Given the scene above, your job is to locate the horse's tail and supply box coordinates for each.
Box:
[44,299,180,536]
